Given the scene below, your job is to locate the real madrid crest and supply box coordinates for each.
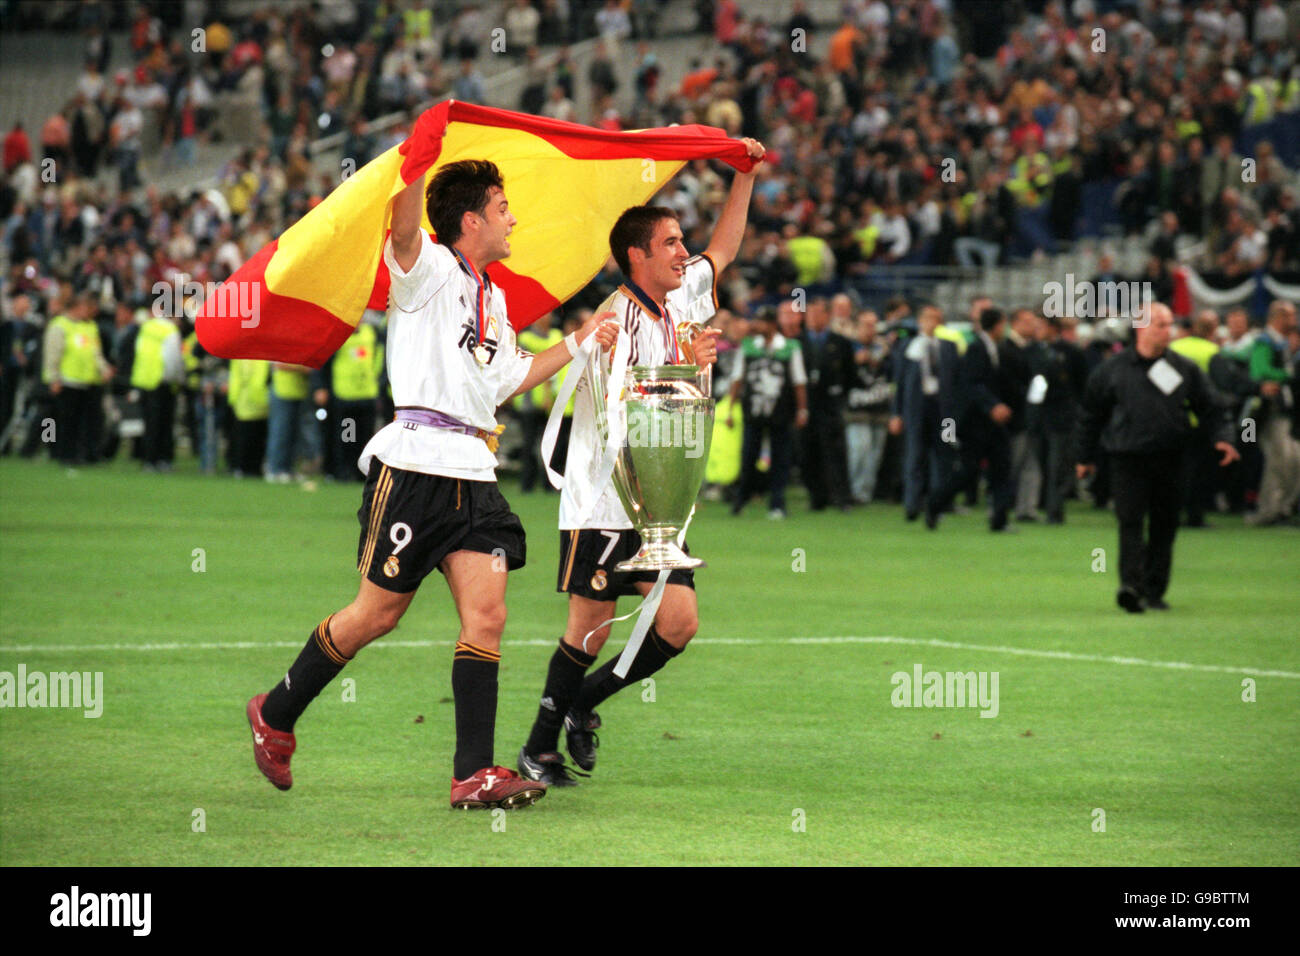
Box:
[590,569,608,592]
[383,555,400,578]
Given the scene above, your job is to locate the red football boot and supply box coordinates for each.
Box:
[246,693,295,791]
[450,766,546,810]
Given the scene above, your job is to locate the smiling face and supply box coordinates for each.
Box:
[468,185,516,264]
[628,216,688,299]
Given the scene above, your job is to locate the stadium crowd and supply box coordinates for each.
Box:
[2,0,1299,529]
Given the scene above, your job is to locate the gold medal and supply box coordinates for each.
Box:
[473,344,490,365]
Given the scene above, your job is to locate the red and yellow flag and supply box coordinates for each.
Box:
[196,100,757,367]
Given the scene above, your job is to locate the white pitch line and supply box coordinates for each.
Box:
[0,635,1296,679]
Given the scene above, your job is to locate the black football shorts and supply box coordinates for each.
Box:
[357,459,526,593]
[556,528,695,601]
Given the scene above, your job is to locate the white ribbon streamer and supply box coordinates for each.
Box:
[539,322,630,528]
[610,505,695,679]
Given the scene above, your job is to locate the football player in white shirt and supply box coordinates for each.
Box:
[518,138,766,785]
[246,159,616,810]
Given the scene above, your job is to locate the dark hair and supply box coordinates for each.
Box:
[979,307,1005,332]
[609,205,678,274]
[425,160,504,246]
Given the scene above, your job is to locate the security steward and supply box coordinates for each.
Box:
[1076,303,1239,613]
[328,318,384,482]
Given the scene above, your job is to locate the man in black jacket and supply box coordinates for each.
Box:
[889,304,963,526]
[1027,313,1088,523]
[799,297,856,511]
[950,307,1018,531]
[1076,303,1239,613]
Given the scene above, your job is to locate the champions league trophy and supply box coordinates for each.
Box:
[590,321,715,571]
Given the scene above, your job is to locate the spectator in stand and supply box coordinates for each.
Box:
[3,123,32,175]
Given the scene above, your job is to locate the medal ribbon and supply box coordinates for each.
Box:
[451,248,488,349]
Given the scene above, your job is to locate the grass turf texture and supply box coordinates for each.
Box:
[1,456,1297,866]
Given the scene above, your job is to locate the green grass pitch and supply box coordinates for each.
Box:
[1,456,1297,865]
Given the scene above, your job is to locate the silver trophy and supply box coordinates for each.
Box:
[590,322,715,571]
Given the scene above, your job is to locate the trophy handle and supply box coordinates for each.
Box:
[676,321,712,396]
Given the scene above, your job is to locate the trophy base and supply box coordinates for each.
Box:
[614,540,705,572]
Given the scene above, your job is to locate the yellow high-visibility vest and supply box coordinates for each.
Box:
[131,317,178,390]
[271,366,309,401]
[182,332,201,389]
[786,235,830,286]
[402,7,432,40]
[229,359,270,421]
[332,324,382,401]
[936,324,968,355]
[514,327,563,410]
[1243,81,1273,125]
[706,396,743,485]
[56,315,103,385]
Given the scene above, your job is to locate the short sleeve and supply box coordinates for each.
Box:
[729,348,746,388]
[383,230,455,312]
[790,345,808,386]
[665,253,719,322]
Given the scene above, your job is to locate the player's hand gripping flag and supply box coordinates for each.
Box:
[196,100,759,367]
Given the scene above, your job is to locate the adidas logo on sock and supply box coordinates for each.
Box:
[540,696,555,711]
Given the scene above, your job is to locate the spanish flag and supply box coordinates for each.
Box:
[196,100,757,367]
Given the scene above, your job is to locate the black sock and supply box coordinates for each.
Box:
[261,615,349,732]
[452,640,500,780]
[573,626,682,714]
[525,638,596,756]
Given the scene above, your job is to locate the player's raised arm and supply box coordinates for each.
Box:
[509,311,618,398]
[390,175,425,273]
[703,138,766,273]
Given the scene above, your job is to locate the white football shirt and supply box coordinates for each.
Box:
[357,230,533,480]
[559,253,717,530]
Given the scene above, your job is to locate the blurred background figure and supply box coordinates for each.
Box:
[1169,310,1225,527]
[845,309,892,505]
[514,311,562,493]
[799,297,855,512]
[728,304,807,520]
[1025,313,1087,524]
[889,304,962,528]
[1245,301,1300,525]
[128,306,182,471]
